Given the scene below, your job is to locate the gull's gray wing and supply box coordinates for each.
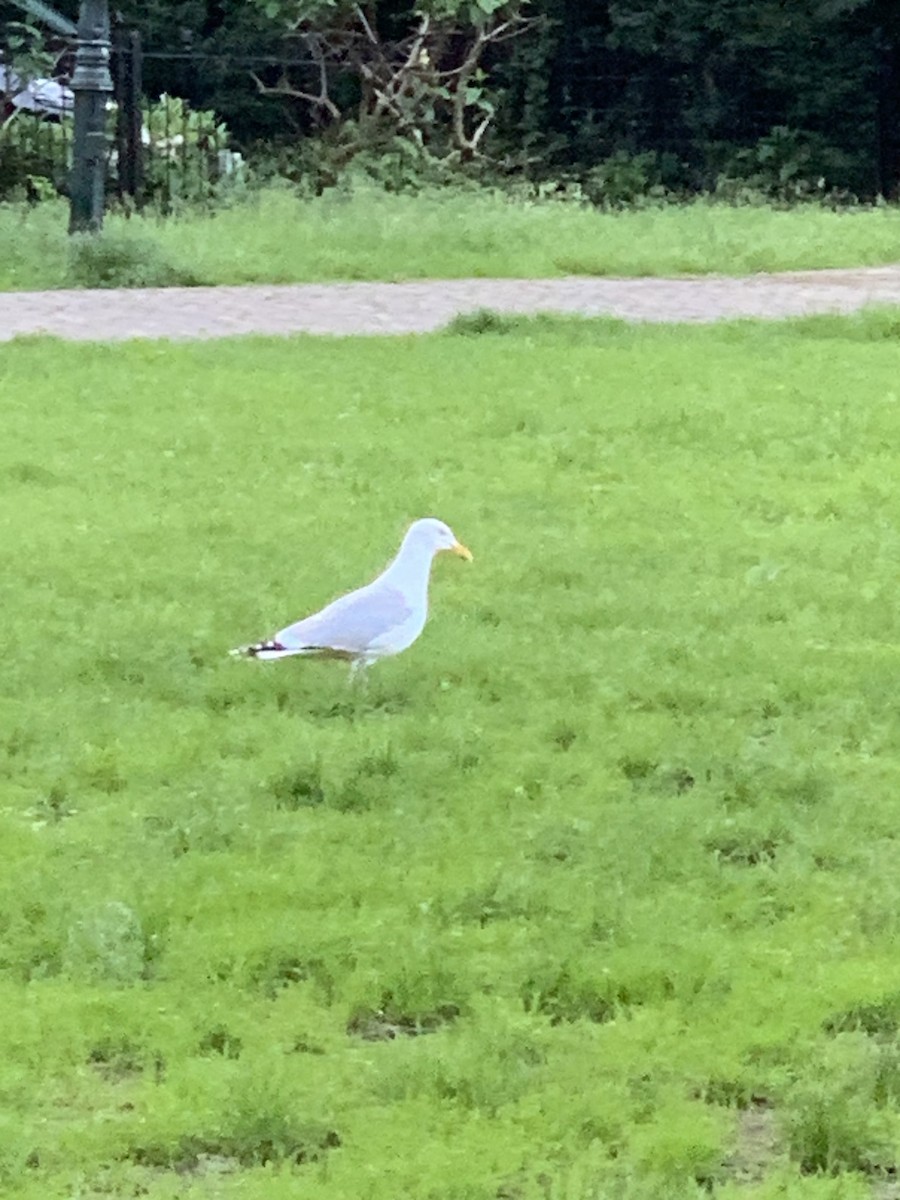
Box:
[275,584,412,655]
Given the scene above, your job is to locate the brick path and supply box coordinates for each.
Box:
[2,266,900,342]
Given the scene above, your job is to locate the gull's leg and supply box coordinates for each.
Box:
[348,658,369,687]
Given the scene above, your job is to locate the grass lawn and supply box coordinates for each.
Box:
[3,311,900,1197]
[2,188,900,290]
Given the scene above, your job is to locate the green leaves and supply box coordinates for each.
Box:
[259,0,524,30]
[466,0,509,22]
[254,0,354,21]
[416,0,517,26]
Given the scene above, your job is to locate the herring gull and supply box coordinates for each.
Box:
[231,517,472,677]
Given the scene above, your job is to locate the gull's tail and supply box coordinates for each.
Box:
[230,639,308,661]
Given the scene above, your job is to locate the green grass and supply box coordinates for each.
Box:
[3,310,900,1197]
[2,187,900,290]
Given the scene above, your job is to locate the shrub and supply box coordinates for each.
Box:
[583,150,672,207]
[715,125,856,203]
[134,93,248,211]
[0,113,70,201]
[67,231,204,287]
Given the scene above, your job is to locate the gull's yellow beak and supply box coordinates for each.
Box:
[452,541,474,562]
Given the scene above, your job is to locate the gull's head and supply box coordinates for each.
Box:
[407,517,473,561]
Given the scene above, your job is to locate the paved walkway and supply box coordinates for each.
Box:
[3,266,900,341]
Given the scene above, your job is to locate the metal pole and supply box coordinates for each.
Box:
[68,0,112,234]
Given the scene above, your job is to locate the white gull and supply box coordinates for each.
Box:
[231,517,472,678]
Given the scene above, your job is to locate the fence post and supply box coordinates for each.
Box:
[875,32,900,200]
[114,28,146,206]
[113,27,144,206]
[68,0,112,233]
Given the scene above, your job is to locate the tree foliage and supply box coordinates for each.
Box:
[491,0,900,196]
[1,0,899,196]
[245,0,536,161]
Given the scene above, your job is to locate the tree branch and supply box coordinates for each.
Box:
[353,4,379,46]
[249,70,340,121]
[253,2,537,162]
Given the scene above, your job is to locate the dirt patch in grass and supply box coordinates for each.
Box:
[347,1001,460,1041]
[722,1099,784,1183]
[128,1128,341,1172]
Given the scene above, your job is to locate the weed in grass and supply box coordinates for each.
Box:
[130,1060,345,1171]
[522,965,622,1026]
[77,743,126,794]
[446,877,536,928]
[347,999,460,1041]
[62,901,146,984]
[29,781,73,824]
[6,460,65,486]
[128,1126,341,1171]
[197,1024,244,1059]
[705,822,788,867]
[551,723,579,751]
[526,818,593,866]
[270,746,399,812]
[271,760,326,810]
[335,744,400,811]
[784,1035,899,1176]
[823,995,900,1039]
[446,307,520,335]
[249,951,336,1002]
[68,231,205,288]
[87,1036,153,1080]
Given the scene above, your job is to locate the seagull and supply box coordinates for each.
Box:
[231,517,473,677]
